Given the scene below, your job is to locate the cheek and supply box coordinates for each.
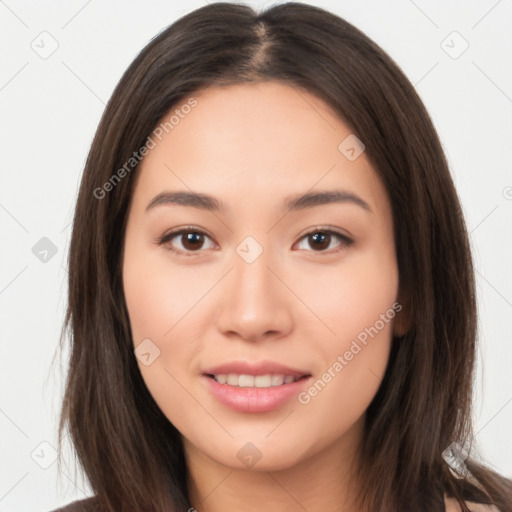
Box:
[123,250,208,427]
[292,248,399,346]
[295,267,397,438]
[292,247,398,411]
[123,248,209,344]
[123,247,219,415]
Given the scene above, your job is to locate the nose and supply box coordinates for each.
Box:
[215,243,294,343]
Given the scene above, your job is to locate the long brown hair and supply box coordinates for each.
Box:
[55,2,512,511]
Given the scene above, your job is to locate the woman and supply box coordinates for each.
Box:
[52,2,512,511]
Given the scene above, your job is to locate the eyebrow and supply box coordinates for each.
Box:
[145,189,373,214]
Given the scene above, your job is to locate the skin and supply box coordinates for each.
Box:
[122,81,409,512]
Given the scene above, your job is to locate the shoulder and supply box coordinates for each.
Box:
[444,495,501,512]
[49,496,103,512]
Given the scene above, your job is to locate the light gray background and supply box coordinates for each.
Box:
[1,1,511,510]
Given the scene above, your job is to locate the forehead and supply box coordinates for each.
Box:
[131,81,390,219]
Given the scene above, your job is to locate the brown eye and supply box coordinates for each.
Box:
[179,232,206,251]
[158,228,215,257]
[295,229,353,253]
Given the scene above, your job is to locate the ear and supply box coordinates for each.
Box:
[393,284,411,338]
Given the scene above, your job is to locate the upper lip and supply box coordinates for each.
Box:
[202,360,311,377]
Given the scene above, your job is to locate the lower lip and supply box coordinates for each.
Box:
[202,375,311,413]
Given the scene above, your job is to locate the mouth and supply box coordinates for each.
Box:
[200,362,312,413]
[200,360,312,412]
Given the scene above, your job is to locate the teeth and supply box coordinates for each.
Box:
[271,374,284,386]
[212,373,302,387]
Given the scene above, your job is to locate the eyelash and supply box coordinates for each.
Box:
[157,226,354,257]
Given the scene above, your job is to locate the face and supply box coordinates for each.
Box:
[122,81,405,472]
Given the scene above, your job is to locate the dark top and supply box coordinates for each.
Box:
[50,497,103,512]
[51,495,500,512]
